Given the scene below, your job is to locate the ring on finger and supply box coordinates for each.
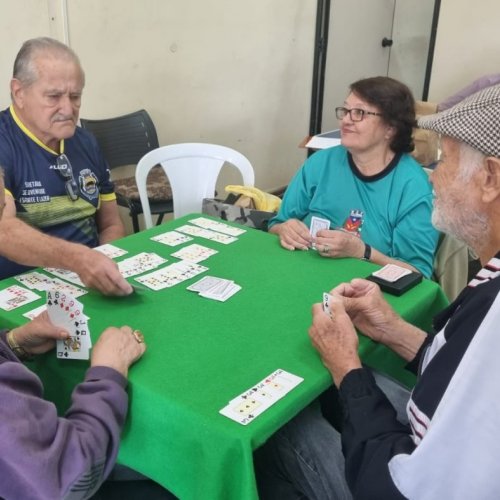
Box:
[323,244,330,255]
[132,329,145,344]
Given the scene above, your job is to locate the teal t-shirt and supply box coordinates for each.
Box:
[269,145,438,278]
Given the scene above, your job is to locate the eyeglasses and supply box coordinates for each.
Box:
[335,107,382,122]
[56,154,79,201]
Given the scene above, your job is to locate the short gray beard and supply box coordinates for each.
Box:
[432,204,489,253]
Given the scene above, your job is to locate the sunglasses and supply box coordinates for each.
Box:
[56,154,79,201]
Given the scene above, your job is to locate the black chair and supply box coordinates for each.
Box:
[80,109,173,233]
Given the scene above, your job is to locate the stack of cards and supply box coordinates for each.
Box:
[46,289,91,360]
[371,264,412,282]
[219,369,304,425]
[187,275,241,302]
[135,261,208,290]
[118,252,168,278]
[0,285,41,311]
[16,271,87,297]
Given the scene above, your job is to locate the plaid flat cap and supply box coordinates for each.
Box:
[418,83,500,158]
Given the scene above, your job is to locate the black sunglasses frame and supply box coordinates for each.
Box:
[56,154,79,202]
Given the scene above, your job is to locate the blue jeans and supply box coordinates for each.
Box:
[254,370,410,500]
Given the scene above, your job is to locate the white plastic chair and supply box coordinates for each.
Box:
[135,143,255,227]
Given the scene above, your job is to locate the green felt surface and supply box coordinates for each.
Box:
[0,214,448,500]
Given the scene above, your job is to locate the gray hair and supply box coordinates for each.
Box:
[13,37,85,87]
[457,141,486,181]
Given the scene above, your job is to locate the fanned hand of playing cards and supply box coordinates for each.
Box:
[187,275,241,302]
[219,369,303,425]
[46,289,91,360]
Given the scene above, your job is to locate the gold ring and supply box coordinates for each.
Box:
[323,244,330,254]
[132,329,145,343]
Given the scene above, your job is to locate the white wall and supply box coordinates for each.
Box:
[1,0,499,232]
[428,0,500,102]
[0,0,314,195]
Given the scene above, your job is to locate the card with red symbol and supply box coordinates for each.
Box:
[0,285,41,311]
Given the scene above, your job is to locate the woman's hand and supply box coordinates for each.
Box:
[269,219,312,250]
[315,229,365,259]
[10,311,70,356]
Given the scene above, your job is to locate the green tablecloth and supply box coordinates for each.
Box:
[0,214,448,500]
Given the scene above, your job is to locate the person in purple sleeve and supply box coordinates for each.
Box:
[0,314,146,500]
[0,317,173,500]
[255,83,500,499]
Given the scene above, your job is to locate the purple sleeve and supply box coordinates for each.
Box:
[0,354,129,500]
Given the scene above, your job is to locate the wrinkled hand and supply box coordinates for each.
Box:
[315,229,365,259]
[91,326,146,378]
[270,219,312,250]
[75,248,133,296]
[331,278,400,344]
[309,299,362,387]
[11,311,70,355]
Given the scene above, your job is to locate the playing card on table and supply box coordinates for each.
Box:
[44,267,85,287]
[17,271,87,297]
[46,289,91,360]
[23,304,47,320]
[0,285,41,311]
[15,271,54,290]
[151,230,193,247]
[118,252,168,278]
[371,264,412,283]
[171,244,218,263]
[189,217,246,236]
[220,369,303,425]
[309,216,330,238]
[135,261,208,291]
[94,243,128,259]
[176,224,237,244]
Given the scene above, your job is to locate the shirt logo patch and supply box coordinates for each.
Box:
[78,169,99,200]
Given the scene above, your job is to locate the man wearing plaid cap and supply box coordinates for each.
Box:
[256,84,500,499]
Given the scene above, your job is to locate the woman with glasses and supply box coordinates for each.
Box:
[268,76,438,278]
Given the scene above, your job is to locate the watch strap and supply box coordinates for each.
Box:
[362,243,372,261]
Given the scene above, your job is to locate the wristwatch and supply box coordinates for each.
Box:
[362,243,372,261]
